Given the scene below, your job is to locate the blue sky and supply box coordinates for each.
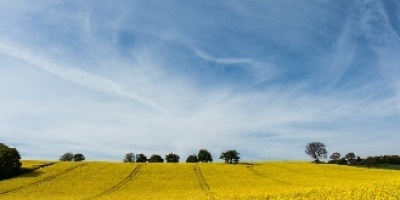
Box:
[1,1,399,161]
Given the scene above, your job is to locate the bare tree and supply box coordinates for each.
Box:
[305,142,327,163]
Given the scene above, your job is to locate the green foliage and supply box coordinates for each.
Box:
[197,149,213,163]
[59,152,74,161]
[220,150,240,164]
[73,153,85,162]
[305,142,327,163]
[186,154,198,163]
[360,155,400,166]
[165,153,180,163]
[136,154,147,163]
[0,143,22,179]
[330,152,341,161]
[148,154,164,163]
[345,152,356,165]
[123,153,135,163]
[338,158,348,165]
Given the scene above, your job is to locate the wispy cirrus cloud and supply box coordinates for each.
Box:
[192,48,253,65]
[1,1,400,161]
[0,40,166,115]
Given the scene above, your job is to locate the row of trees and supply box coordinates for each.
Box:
[305,142,400,167]
[0,143,22,179]
[123,149,240,164]
[305,142,362,165]
[362,155,400,165]
[59,152,85,162]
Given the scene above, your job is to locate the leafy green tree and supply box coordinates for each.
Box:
[338,157,348,165]
[305,142,327,163]
[186,154,198,163]
[198,149,213,163]
[356,156,362,165]
[136,154,147,163]
[73,153,85,162]
[330,152,341,163]
[165,153,180,163]
[123,152,135,163]
[59,152,74,161]
[220,150,240,164]
[0,143,22,179]
[345,152,356,165]
[148,154,164,163]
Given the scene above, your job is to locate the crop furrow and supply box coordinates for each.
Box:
[0,163,88,195]
[85,164,144,200]
[194,165,215,199]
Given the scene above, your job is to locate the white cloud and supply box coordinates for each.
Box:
[192,48,253,65]
[0,40,166,115]
[1,1,400,161]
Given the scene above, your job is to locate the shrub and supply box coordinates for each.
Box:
[0,143,22,179]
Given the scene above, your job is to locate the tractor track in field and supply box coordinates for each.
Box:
[0,163,88,195]
[246,165,292,185]
[195,165,214,199]
[84,164,144,200]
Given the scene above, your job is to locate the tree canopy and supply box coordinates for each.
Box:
[220,150,240,164]
[345,152,356,165]
[198,149,213,163]
[0,143,22,179]
[73,153,85,162]
[136,154,147,163]
[186,154,198,163]
[330,152,341,160]
[148,154,164,163]
[123,153,136,163]
[305,142,327,163]
[59,152,74,161]
[165,153,180,163]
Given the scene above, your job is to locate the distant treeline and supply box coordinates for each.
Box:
[305,141,400,167]
[328,155,400,166]
[58,149,241,164]
[120,149,241,164]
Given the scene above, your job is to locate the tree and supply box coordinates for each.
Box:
[197,149,213,163]
[220,150,240,164]
[59,152,74,161]
[165,153,180,163]
[345,152,356,165]
[73,153,85,162]
[0,143,22,179]
[123,152,135,163]
[148,154,164,163]
[330,152,341,164]
[186,154,198,163]
[136,154,147,163]
[305,142,327,163]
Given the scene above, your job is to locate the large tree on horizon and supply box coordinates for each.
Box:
[0,143,22,179]
[165,153,180,163]
[305,142,327,163]
[59,152,74,161]
[330,152,341,163]
[220,150,240,164]
[136,154,147,163]
[73,153,85,162]
[197,149,213,163]
[123,152,136,163]
[148,154,164,163]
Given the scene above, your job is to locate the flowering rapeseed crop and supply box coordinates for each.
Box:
[1,161,399,199]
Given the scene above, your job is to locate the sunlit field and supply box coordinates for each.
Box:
[1,161,400,199]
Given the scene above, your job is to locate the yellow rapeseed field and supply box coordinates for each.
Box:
[1,161,400,199]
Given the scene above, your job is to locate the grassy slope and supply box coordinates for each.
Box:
[1,161,400,199]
